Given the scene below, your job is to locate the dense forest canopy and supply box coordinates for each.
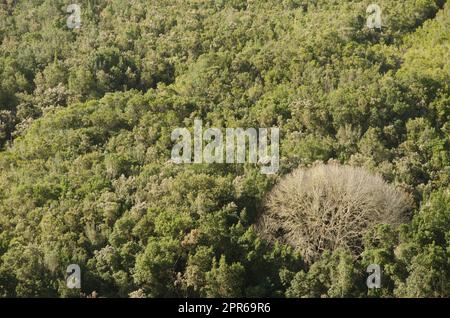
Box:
[0,0,448,297]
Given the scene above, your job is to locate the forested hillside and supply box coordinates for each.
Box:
[0,0,448,297]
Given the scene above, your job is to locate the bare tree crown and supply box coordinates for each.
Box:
[257,163,412,263]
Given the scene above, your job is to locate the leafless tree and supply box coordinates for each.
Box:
[256,163,412,263]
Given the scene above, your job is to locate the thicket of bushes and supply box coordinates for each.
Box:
[0,0,448,297]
